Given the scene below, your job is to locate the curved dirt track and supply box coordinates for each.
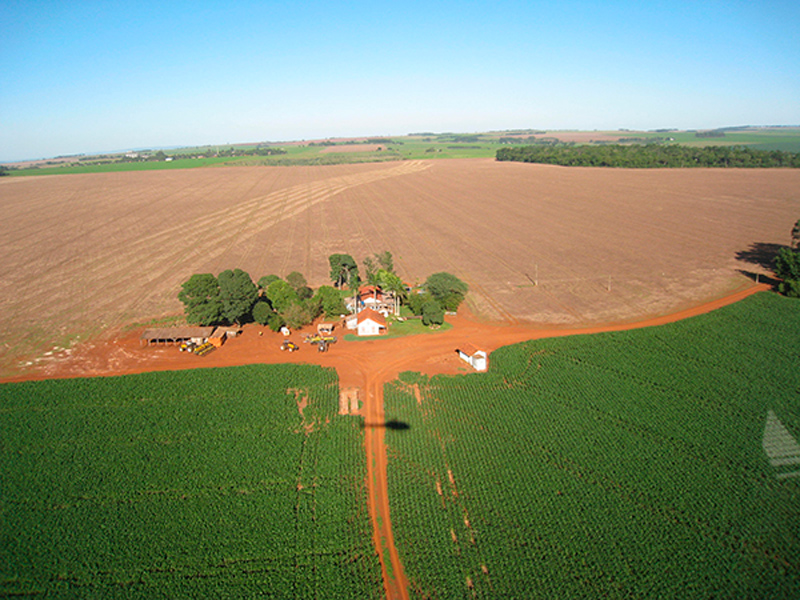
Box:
[0,283,771,600]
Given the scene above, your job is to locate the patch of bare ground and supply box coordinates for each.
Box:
[2,159,798,375]
[339,387,360,415]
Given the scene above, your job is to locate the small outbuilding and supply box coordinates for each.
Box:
[456,343,488,371]
[209,329,227,347]
[318,322,335,335]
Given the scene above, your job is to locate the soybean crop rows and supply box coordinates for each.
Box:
[384,292,800,598]
[1,364,382,598]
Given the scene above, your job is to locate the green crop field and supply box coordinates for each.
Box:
[0,364,381,598]
[384,292,800,598]
[8,128,800,175]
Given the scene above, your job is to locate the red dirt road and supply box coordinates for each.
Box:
[0,282,771,600]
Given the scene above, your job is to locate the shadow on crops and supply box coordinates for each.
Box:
[735,242,782,287]
[361,419,411,431]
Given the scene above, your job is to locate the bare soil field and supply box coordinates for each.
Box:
[1,158,798,377]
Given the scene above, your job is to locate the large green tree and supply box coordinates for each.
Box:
[376,269,407,309]
[286,271,307,291]
[329,254,359,288]
[282,298,321,329]
[257,274,281,291]
[178,273,223,326]
[315,285,348,318]
[421,299,444,326]
[251,300,273,326]
[265,279,299,314]
[363,251,394,286]
[218,269,259,325]
[425,272,469,311]
[774,247,800,298]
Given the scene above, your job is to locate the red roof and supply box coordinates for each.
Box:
[357,308,387,327]
[457,343,482,357]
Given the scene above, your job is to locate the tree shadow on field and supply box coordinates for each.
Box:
[735,242,783,287]
[361,419,411,431]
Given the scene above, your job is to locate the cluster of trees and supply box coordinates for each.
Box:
[695,130,726,138]
[496,144,800,168]
[408,272,469,326]
[178,269,346,331]
[178,252,469,332]
[774,219,800,297]
[118,146,287,164]
[497,135,558,145]
[328,251,468,326]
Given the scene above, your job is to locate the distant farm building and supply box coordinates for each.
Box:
[457,343,487,371]
[140,327,214,346]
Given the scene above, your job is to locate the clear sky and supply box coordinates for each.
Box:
[2,0,798,162]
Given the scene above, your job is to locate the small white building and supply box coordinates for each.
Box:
[456,343,487,371]
[356,309,387,336]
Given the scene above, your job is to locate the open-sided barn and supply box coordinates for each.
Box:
[139,327,215,346]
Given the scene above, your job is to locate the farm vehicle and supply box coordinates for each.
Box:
[280,341,299,352]
[303,333,337,352]
[180,341,215,357]
[303,333,337,344]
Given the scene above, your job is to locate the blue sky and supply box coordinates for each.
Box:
[2,0,798,162]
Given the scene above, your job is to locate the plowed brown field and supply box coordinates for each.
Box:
[1,158,798,376]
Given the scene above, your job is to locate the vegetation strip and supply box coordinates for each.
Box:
[496,143,800,168]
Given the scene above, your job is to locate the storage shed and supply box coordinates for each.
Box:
[456,343,487,371]
[209,329,227,347]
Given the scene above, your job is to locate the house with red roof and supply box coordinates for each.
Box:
[356,308,387,336]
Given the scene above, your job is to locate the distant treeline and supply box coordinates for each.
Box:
[695,130,726,138]
[496,144,800,168]
[119,146,287,162]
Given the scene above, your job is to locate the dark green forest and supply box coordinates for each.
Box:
[496,144,800,168]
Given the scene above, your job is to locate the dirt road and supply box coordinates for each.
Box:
[0,283,771,600]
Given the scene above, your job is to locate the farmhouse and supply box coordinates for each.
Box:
[140,327,215,346]
[355,309,387,336]
[347,285,398,316]
[456,343,487,371]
